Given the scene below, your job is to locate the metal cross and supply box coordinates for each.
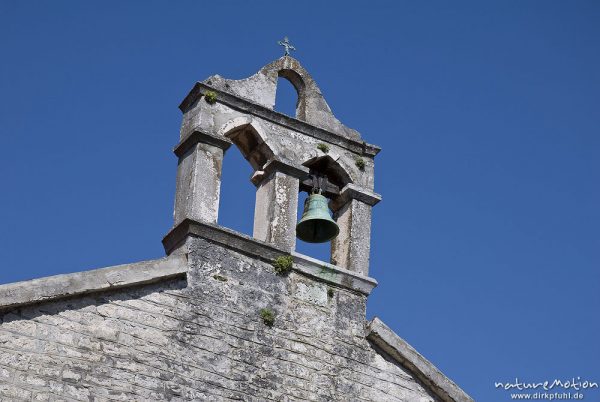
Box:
[278,36,296,56]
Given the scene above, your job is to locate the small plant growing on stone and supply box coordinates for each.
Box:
[317,143,329,153]
[260,308,275,327]
[327,288,334,298]
[272,255,293,275]
[204,91,217,104]
[212,274,228,282]
[355,157,366,171]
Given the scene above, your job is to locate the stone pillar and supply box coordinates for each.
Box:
[252,160,309,252]
[173,129,232,225]
[330,184,381,277]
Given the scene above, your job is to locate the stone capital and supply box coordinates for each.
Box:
[174,129,232,157]
[250,159,309,186]
[330,183,382,212]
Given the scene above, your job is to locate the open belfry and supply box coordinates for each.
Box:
[0,49,472,401]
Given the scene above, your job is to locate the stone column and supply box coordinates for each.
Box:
[330,184,381,277]
[252,160,309,252]
[173,129,232,225]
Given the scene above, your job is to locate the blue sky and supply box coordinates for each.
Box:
[1,2,598,400]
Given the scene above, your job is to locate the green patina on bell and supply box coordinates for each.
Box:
[296,193,339,243]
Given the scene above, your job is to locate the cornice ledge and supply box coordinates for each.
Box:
[179,82,381,157]
[367,318,474,402]
[0,255,188,312]
[163,219,378,295]
[174,128,233,157]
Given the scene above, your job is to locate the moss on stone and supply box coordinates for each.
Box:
[260,308,275,327]
[272,255,293,275]
[355,157,366,171]
[204,91,217,104]
[212,274,228,282]
[317,143,330,153]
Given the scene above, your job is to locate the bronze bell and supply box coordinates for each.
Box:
[296,193,340,243]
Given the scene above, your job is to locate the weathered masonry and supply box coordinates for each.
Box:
[0,56,473,401]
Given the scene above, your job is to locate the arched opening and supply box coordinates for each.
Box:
[218,146,255,235]
[274,69,306,120]
[274,77,299,118]
[218,122,275,236]
[295,154,352,264]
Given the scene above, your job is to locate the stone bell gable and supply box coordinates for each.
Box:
[0,56,473,402]
[171,56,381,275]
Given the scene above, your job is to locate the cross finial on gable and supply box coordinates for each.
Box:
[278,36,296,56]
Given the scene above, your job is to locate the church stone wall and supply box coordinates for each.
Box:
[0,238,439,401]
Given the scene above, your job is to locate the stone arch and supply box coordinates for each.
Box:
[218,117,275,171]
[301,153,353,192]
